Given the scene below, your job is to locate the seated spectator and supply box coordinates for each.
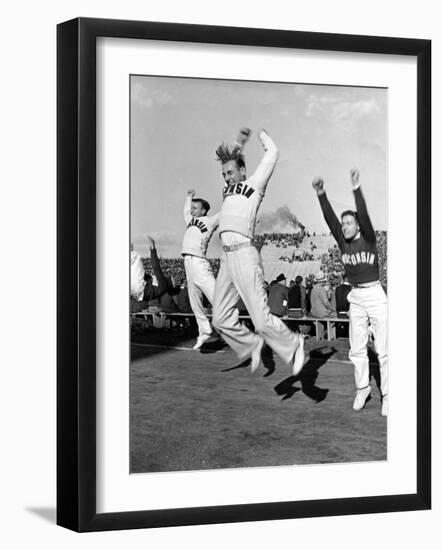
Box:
[176,279,192,313]
[288,275,306,318]
[145,274,162,309]
[310,271,336,319]
[159,276,179,313]
[268,273,289,317]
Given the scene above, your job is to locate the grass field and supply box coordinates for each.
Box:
[130,331,386,473]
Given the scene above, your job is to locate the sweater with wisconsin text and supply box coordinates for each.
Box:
[318,186,379,285]
[182,196,220,258]
[218,131,278,239]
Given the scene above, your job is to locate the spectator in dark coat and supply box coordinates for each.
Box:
[335,275,352,317]
[176,280,192,313]
[268,273,289,317]
[160,276,179,313]
[288,275,306,318]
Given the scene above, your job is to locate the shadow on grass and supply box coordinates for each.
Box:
[199,337,227,354]
[221,358,251,372]
[131,327,199,360]
[220,342,277,374]
[132,330,229,360]
[273,346,336,402]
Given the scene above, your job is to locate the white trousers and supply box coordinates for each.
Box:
[184,255,215,337]
[213,246,298,363]
[347,283,388,396]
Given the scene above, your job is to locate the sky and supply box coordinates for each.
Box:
[130,75,387,258]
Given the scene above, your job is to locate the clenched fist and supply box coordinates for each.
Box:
[187,189,196,197]
[235,127,252,148]
[350,168,360,187]
[312,176,325,193]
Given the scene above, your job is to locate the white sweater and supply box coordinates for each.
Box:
[181,196,220,258]
[218,130,279,239]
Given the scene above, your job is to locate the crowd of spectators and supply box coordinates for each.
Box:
[376,231,387,289]
[142,257,221,284]
[254,231,307,249]
[134,231,387,320]
[278,252,316,263]
[253,232,329,262]
[140,230,386,291]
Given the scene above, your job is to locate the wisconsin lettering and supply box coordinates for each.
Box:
[341,251,376,266]
[187,218,208,233]
[224,182,255,198]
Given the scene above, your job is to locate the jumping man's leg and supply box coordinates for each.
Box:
[348,290,371,410]
[212,253,260,361]
[367,285,388,415]
[225,246,304,373]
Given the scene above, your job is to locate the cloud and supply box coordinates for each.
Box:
[306,94,381,129]
[131,81,173,109]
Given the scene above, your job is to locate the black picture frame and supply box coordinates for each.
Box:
[57,17,431,532]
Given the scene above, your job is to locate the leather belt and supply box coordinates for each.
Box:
[222,241,253,252]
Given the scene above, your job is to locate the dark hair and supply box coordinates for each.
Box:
[341,210,359,223]
[192,198,210,215]
[215,143,246,169]
[295,275,303,284]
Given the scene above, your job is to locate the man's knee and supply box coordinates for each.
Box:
[376,349,388,362]
[349,348,367,361]
[212,309,224,331]
[252,311,270,335]
[213,305,240,332]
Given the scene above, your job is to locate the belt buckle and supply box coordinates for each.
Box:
[223,241,251,252]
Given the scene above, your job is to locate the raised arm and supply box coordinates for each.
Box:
[350,169,376,242]
[144,236,169,300]
[184,189,195,224]
[312,177,344,246]
[251,129,279,190]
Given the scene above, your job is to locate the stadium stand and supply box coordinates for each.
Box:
[139,231,387,295]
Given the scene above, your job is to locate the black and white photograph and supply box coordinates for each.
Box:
[129,75,388,474]
[0,0,437,544]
